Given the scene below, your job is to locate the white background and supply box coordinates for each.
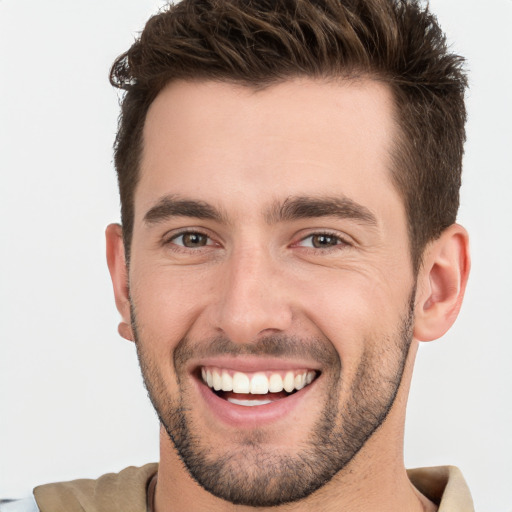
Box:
[0,1,511,510]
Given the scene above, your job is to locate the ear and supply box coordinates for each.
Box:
[413,224,470,342]
[105,223,134,342]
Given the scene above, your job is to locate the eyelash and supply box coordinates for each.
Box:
[294,231,351,252]
[163,229,351,253]
[163,229,217,252]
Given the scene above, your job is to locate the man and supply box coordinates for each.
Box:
[14,0,472,510]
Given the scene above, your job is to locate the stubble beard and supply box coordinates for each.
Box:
[132,294,415,507]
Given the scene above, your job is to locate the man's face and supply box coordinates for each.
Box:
[128,79,416,506]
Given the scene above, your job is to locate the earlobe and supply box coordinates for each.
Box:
[118,321,134,341]
[105,223,134,342]
[413,224,470,342]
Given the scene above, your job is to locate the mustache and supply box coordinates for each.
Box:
[173,334,341,371]
[129,300,340,371]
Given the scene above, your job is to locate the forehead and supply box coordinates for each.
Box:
[137,78,402,222]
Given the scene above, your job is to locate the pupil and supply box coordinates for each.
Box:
[313,235,337,248]
[184,233,206,247]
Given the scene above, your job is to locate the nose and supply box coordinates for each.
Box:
[212,246,293,344]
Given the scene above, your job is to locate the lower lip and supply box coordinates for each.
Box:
[195,377,317,428]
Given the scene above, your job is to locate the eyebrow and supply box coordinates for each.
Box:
[266,196,378,226]
[143,195,227,225]
[143,194,377,227]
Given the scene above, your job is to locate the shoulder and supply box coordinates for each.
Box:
[32,463,158,512]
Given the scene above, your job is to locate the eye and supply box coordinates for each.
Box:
[169,232,212,248]
[297,233,346,249]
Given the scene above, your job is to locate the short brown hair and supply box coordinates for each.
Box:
[110,0,467,271]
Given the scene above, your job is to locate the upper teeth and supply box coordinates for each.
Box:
[201,367,316,394]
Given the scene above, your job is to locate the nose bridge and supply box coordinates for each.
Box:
[214,243,292,343]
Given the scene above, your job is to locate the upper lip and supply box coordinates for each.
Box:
[189,356,321,374]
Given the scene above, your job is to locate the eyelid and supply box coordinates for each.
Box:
[293,230,353,249]
[162,227,219,248]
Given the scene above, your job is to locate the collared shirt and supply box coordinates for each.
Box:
[408,466,474,511]
[1,464,474,511]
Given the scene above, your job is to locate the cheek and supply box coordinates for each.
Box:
[129,261,218,349]
[290,267,410,363]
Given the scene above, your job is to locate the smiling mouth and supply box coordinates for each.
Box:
[200,367,319,406]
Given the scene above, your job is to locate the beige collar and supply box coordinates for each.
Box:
[408,466,474,511]
[146,472,157,512]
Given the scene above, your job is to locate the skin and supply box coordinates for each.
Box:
[106,79,470,511]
